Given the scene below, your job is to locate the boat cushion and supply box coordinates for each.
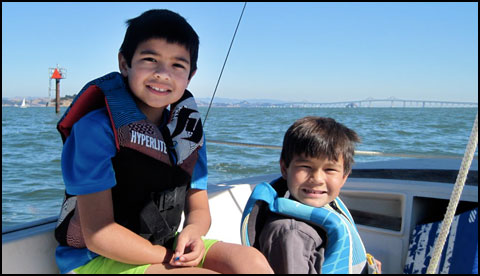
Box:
[404,207,478,274]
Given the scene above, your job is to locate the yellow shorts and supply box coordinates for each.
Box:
[73,235,218,274]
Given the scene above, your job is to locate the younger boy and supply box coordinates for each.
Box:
[55,9,272,274]
[241,116,380,274]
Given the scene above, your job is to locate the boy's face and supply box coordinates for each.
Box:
[119,38,195,112]
[280,154,348,208]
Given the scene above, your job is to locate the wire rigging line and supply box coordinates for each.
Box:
[203,2,247,127]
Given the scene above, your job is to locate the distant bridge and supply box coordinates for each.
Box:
[275,97,478,108]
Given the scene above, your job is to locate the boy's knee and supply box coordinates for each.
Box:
[204,242,273,273]
[243,247,273,272]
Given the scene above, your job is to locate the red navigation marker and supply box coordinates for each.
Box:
[51,68,63,79]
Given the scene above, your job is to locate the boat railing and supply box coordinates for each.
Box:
[207,139,478,160]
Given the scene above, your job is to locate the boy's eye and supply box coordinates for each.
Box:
[142,57,156,62]
[173,63,186,69]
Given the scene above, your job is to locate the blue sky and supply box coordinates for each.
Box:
[2,2,478,103]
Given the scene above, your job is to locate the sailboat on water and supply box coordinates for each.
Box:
[20,98,27,108]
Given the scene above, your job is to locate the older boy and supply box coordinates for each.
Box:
[55,9,272,274]
[242,116,380,274]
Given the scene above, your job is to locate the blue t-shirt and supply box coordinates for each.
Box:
[56,107,208,273]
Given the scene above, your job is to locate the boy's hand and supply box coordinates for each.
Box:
[366,253,382,274]
[170,226,205,267]
[375,259,382,274]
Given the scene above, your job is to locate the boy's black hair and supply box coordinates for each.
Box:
[280,116,360,175]
[119,9,199,79]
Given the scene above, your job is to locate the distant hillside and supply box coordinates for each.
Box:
[5,96,476,108]
[2,95,76,107]
[196,97,289,107]
[2,96,289,108]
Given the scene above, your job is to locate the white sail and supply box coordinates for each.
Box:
[20,98,27,108]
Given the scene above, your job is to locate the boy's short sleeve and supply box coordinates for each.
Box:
[190,139,208,190]
[61,108,117,195]
[62,108,208,193]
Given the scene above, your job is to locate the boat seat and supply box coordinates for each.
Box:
[403,207,478,274]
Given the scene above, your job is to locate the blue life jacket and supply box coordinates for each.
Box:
[241,177,368,274]
[55,72,204,248]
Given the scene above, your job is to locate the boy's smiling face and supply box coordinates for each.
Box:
[281,154,348,208]
[119,38,195,115]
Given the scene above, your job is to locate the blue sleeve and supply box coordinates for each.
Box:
[61,108,117,195]
[190,138,208,190]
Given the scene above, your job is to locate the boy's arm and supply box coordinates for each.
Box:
[259,219,324,273]
[183,188,211,234]
[171,188,211,266]
[77,188,174,265]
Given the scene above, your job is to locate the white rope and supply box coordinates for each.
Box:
[426,112,478,274]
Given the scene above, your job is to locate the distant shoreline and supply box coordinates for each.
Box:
[2,96,477,108]
[2,97,72,107]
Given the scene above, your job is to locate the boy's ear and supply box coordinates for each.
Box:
[187,69,197,83]
[340,172,349,188]
[280,159,288,180]
[118,52,129,77]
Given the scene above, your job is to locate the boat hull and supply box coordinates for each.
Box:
[2,158,477,274]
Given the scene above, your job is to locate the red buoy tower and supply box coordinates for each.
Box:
[49,65,67,113]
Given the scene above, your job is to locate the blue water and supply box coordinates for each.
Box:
[2,106,477,228]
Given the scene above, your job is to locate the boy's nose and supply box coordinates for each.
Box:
[310,170,326,184]
[153,65,170,80]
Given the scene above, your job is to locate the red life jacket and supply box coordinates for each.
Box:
[55,72,204,248]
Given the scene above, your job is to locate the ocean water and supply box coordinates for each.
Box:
[2,106,477,228]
